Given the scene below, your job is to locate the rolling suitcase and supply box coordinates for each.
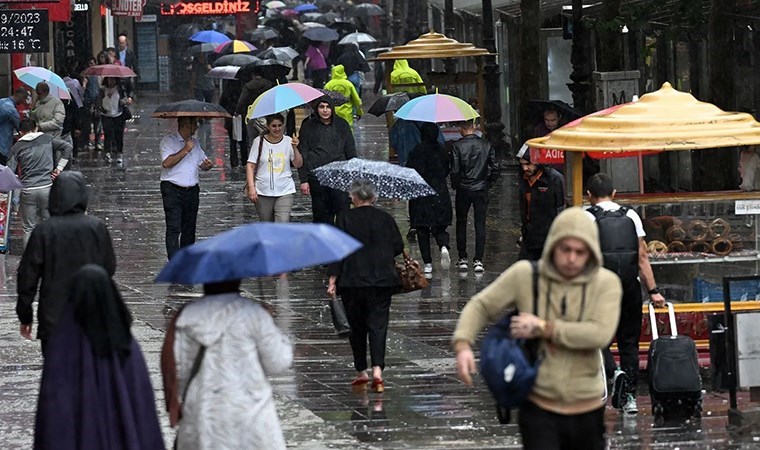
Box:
[647,302,702,423]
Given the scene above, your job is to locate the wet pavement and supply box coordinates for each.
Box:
[1,90,760,449]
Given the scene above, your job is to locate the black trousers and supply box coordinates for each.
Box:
[603,278,643,395]
[101,115,125,154]
[455,189,487,261]
[225,121,248,167]
[308,177,350,225]
[416,226,449,264]
[518,401,606,450]
[518,245,544,261]
[161,181,200,260]
[311,69,329,89]
[341,287,393,372]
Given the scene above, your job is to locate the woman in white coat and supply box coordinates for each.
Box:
[167,279,293,449]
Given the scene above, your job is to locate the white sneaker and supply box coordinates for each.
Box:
[622,394,638,415]
[116,156,123,164]
[423,263,433,274]
[440,247,450,268]
[457,259,468,270]
[104,152,112,162]
[473,260,485,272]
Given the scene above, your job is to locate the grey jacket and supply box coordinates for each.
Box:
[7,132,72,189]
[31,95,65,139]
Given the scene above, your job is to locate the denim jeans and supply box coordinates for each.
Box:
[455,189,488,261]
[160,181,200,260]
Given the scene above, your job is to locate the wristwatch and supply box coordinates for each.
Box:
[648,287,660,295]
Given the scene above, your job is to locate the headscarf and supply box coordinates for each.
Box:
[70,264,133,359]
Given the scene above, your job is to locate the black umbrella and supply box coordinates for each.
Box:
[213,54,261,67]
[367,92,423,117]
[256,46,299,62]
[329,21,361,36]
[318,88,350,106]
[249,27,280,42]
[240,59,292,82]
[301,12,324,22]
[303,27,340,42]
[526,100,583,127]
[318,12,341,24]
[152,100,231,118]
[187,43,217,54]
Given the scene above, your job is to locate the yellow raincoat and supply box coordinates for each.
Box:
[324,65,363,128]
[390,59,427,94]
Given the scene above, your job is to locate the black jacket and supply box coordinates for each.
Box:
[406,125,452,227]
[235,76,273,116]
[518,166,566,250]
[16,171,116,340]
[328,206,404,288]
[450,134,500,191]
[297,98,356,182]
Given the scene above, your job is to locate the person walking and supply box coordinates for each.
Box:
[406,122,452,275]
[160,116,214,260]
[585,172,666,415]
[191,52,215,103]
[6,118,72,248]
[117,32,138,96]
[30,82,65,139]
[162,278,293,449]
[235,69,273,148]
[336,43,369,98]
[304,40,330,89]
[246,113,303,222]
[297,97,356,225]
[390,59,426,94]
[450,120,500,272]
[0,87,28,165]
[323,64,363,128]
[219,79,247,168]
[454,207,623,450]
[34,264,165,450]
[97,77,132,164]
[516,146,566,261]
[327,179,404,393]
[17,171,116,350]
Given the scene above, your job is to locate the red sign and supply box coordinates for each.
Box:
[161,0,254,15]
[109,0,145,17]
[530,147,565,164]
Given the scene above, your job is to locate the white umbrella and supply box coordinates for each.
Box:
[313,158,436,200]
[207,65,240,80]
[265,0,286,8]
[301,22,327,29]
[339,32,378,45]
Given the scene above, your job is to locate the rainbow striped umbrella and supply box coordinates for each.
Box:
[214,40,257,55]
[394,93,479,124]
[14,67,70,100]
[246,82,324,120]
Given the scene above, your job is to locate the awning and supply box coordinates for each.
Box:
[372,31,492,60]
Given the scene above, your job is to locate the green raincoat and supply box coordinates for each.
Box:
[324,65,363,128]
[390,59,427,94]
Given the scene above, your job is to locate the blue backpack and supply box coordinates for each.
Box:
[479,261,540,423]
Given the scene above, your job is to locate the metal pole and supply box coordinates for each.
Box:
[105,8,114,49]
[481,0,507,158]
[722,275,744,428]
[392,0,403,45]
[379,0,390,47]
[443,0,456,73]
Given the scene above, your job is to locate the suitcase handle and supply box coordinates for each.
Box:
[648,302,677,340]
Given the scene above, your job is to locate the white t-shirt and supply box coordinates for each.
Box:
[585,200,646,238]
[248,135,296,196]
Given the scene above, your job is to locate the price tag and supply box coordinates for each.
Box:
[735,199,760,215]
[0,10,48,54]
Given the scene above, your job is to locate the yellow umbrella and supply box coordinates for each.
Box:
[527,82,760,204]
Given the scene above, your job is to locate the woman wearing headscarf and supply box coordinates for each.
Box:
[327,179,404,393]
[34,264,165,450]
[406,122,452,275]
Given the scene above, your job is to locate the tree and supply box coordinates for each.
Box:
[597,0,623,71]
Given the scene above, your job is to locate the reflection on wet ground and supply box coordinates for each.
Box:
[0,91,759,448]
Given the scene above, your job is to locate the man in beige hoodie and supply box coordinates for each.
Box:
[453,207,622,450]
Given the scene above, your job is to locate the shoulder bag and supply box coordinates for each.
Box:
[394,249,429,294]
[243,134,266,197]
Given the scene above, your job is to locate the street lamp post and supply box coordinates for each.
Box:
[481,0,507,157]
[444,0,456,73]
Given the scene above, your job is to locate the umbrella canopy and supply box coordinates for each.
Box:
[302,22,327,29]
[301,12,324,22]
[207,65,241,80]
[339,32,377,45]
[0,165,23,192]
[303,27,339,41]
[265,0,286,8]
[189,30,231,44]
[81,64,137,78]
[315,12,340,24]
[256,46,299,62]
[249,27,280,42]
[367,92,425,117]
[317,88,349,106]
[394,93,479,124]
[280,8,299,18]
[14,67,70,100]
[213,54,260,67]
[214,40,257,55]
[240,59,292,82]
[187,43,217,54]
[526,99,583,127]
[313,158,436,200]
[246,82,324,120]
[155,223,363,284]
[294,3,318,12]
[348,3,385,17]
[152,100,231,118]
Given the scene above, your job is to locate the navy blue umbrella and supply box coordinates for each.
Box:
[294,3,319,12]
[155,223,362,284]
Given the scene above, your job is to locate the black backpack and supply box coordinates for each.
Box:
[588,205,639,283]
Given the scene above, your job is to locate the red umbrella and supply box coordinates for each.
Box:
[82,64,137,78]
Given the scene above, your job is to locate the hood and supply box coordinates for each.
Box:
[539,207,602,282]
[49,171,88,216]
[36,95,54,106]
[331,64,347,80]
[18,131,43,142]
[393,59,410,71]
[310,95,335,122]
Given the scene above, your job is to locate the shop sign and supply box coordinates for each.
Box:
[160,0,259,15]
[0,10,48,53]
[735,199,760,215]
[530,147,565,164]
[110,0,145,17]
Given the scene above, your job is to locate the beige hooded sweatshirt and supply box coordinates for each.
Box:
[453,207,622,415]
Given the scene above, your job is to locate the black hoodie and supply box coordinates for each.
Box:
[17,171,116,340]
[297,96,356,182]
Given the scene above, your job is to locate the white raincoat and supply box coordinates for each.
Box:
[174,293,293,449]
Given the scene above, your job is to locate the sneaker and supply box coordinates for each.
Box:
[622,394,638,415]
[423,263,433,274]
[610,369,626,409]
[116,156,123,164]
[457,259,469,270]
[473,260,485,272]
[440,246,450,268]
[104,152,112,162]
[96,143,104,150]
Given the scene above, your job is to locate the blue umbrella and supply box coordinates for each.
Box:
[294,3,319,12]
[189,30,232,44]
[155,223,362,284]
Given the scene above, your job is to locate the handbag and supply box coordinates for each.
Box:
[328,296,351,338]
[394,250,429,294]
[121,105,132,121]
[243,134,266,197]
